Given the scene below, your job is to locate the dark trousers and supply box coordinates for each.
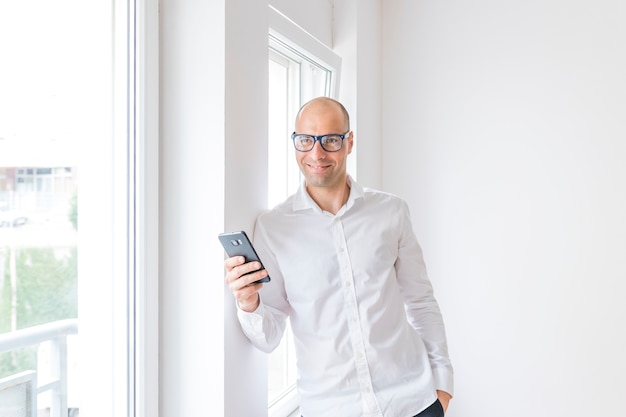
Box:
[413,399,444,417]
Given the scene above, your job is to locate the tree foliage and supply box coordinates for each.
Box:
[69,190,78,230]
[0,247,77,378]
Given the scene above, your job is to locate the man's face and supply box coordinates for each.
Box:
[294,104,353,190]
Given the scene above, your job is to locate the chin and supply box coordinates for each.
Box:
[304,175,330,187]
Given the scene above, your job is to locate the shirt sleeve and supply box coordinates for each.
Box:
[236,298,287,353]
[235,213,291,353]
[395,201,455,396]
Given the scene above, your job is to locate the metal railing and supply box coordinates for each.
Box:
[0,319,78,417]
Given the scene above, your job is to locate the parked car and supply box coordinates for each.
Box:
[0,208,28,227]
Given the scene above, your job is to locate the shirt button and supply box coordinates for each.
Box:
[345,281,351,287]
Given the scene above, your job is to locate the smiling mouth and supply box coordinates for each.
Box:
[308,164,330,172]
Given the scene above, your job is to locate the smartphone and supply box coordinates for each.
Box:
[218,230,271,284]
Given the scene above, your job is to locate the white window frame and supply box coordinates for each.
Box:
[269,6,341,98]
[267,6,341,417]
[80,0,159,415]
[132,0,159,416]
[115,1,160,414]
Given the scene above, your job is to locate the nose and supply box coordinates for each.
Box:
[309,139,327,159]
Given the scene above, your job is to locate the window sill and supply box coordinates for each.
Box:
[269,386,300,417]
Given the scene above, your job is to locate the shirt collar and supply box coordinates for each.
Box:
[293,175,364,213]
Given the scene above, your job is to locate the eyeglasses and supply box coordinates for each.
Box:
[291,131,350,152]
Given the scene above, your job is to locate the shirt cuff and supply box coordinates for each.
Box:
[236,298,266,338]
[432,366,454,397]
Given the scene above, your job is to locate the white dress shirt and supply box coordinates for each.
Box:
[238,176,454,417]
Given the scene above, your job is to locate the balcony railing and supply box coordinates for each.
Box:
[0,319,78,417]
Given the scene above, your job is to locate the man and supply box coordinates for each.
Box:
[224,97,454,417]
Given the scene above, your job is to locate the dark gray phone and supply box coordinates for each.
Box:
[218,230,271,284]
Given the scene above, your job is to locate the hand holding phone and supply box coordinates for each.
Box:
[218,230,271,284]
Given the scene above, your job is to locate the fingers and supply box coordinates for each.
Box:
[224,256,245,272]
[224,257,266,285]
[224,256,268,312]
[228,265,267,288]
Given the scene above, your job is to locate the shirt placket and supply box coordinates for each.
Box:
[332,218,383,417]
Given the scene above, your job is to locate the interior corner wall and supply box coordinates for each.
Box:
[224,0,270,415]
[334,0,383,190]
[382,1,626,416]
[160,0,225,415]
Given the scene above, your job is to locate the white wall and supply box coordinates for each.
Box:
[224,0,270,415]
[160,0,225,415]
[382,1,626,416]
[335,0,383,190]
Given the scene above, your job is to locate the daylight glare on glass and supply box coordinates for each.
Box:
[0,1,111,415]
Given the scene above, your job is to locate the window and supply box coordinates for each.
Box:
[0,1,156,415]
[267,6,341,416]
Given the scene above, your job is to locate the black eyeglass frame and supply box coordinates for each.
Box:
[291,131,351,152]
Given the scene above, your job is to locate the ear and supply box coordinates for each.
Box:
[345,131,354,155]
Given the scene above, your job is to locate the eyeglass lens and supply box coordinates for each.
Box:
[293,135,344,152]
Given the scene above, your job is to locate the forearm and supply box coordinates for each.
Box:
[236,299,287,353]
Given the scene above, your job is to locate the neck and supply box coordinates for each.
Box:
[306,178,350,215]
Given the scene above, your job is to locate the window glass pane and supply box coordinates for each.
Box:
[268,54,292,209]
[0,1,126,416]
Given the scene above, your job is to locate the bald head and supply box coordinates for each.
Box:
[295,97,350,133]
